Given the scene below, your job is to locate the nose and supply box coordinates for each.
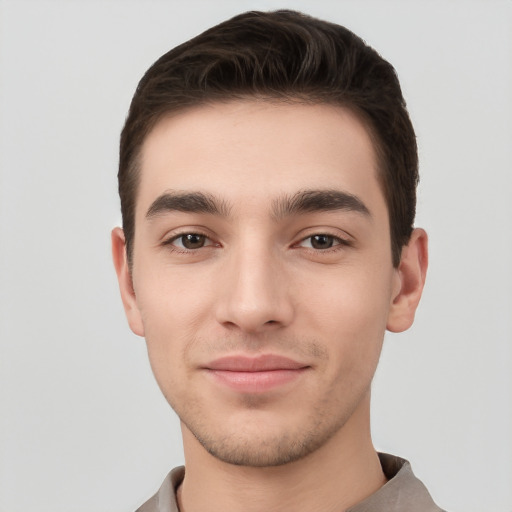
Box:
[215,243,294,334]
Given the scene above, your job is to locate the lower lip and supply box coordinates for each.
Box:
[207,369,307,393]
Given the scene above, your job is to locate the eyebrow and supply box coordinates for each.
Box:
[146,191,231,219]
[272,189,370,220]
[145,188,370,221]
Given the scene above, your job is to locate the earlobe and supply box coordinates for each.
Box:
[111,227,145,337]
[386,228,428,333]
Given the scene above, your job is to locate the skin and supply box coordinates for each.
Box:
[112,101,428,512]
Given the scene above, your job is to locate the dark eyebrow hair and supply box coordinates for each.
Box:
[145,191,231,219]
[272,189,370,220]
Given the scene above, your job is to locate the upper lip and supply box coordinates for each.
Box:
[204,354,308,372]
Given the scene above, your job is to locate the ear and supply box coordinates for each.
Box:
[387,228,428,333]
[111,227,145,337]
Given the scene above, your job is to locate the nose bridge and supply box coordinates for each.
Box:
[216,235,293,332]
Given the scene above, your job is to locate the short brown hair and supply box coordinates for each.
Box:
[119,10,418,267]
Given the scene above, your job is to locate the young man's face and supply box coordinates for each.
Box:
[114,101,420,466]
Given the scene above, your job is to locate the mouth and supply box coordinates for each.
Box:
[202,354,310,393]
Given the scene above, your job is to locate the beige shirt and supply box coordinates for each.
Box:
[135,453,445,512]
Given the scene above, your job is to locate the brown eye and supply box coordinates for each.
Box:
[164,232,218,252]
[179,233,207,249]
[310,234,335,249]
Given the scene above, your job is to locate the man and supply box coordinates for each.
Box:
[112,9,441,512]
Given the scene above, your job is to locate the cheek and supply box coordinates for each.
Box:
[133,266,213,390]
[304,262,393,326]
[301,265,393,374]
[135,259,213,329]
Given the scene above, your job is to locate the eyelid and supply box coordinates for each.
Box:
[293,227,353,246]
[160,227,352,252]
[296,234,351,249]
[161,228,219,249]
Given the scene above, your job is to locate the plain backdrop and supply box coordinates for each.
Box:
[0,1,511,511]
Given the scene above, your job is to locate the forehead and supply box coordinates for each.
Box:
[137,100,385,219]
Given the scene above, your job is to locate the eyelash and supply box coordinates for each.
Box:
[294,233,352,252]
[162,231,217,253]
[162,231,351,253]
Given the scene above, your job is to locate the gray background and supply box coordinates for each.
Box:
[0,1,511,511]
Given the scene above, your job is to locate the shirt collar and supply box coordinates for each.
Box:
[136,453,443,512]
[347,453,443,512]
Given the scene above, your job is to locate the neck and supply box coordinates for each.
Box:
[177,394,386,512]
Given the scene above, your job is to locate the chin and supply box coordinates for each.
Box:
[194,431,320,467]
[182,408,349,468]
